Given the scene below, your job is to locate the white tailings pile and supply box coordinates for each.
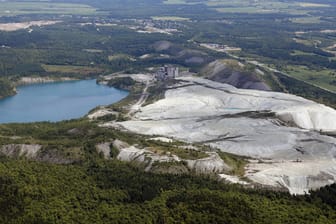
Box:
[130,77,336,132]
[105,77,336,194]
[277,105,336,131]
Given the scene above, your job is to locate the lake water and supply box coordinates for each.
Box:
[0,79,128,123]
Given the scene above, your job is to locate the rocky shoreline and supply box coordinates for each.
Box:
[16,76,77,86]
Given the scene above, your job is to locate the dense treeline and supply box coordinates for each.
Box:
[0,158,335,223]
[107,77,135,90]
[0,78,15,98]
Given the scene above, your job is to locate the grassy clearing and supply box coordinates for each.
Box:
[42,64,103,75]
[0,2,98,16]
[284,65,336,92]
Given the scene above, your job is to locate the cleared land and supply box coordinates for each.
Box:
[0,2,97,16]
[0,20,60,32]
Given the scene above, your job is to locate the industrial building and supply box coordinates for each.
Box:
[155,65,179,81]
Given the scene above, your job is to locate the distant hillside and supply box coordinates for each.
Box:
[200,59,271,91]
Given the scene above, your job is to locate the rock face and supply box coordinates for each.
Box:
[0,144,42,158]
[113,140,230,174]
[186,152,231,173]
[96,142,111,159]
[114,140,181,171]
[0,144,80,164]
[109,77,336,194]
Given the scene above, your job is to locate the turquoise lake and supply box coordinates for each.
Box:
[0,79,128,123]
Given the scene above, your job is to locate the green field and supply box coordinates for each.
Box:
[0,2,98,16]
[284,65,336,92]
[42,65,103,75]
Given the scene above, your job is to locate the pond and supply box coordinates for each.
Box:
[0,79,128,123]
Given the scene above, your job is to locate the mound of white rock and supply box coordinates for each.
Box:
[108,77,336,194]
[276,104,336,132]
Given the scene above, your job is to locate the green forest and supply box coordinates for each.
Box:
[0,156,336,223]
[0,159,333,223]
